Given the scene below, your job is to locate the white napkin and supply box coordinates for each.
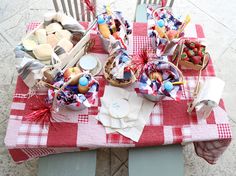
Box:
[188,77,225,119]
[96,86,155,142]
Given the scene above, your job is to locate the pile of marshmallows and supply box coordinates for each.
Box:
[22,22,79,64]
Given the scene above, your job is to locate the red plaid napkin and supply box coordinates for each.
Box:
[4,22,232,164]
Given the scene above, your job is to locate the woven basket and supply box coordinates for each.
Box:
[103,55,135,87]
[173,40,210,71]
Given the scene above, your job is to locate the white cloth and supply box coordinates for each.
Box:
[189,77,225,119]
[96,86,155,142]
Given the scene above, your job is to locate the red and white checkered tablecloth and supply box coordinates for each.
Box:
[4,22,232,164]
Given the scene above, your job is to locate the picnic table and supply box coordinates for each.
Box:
[4,22,232,164]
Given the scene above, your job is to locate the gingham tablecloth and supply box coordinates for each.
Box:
[4,22,232,164]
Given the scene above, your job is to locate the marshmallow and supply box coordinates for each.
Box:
[45,22,63,34]
[55,29,72,41]
[35,29,47,44]
[33,44,53,61]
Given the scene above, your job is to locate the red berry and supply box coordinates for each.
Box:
[193,48,198,53]
[185,40,191,45]
[187,50,195,57]
[183,57,190,61]
[191,56,202,64]
[198,50,203,57]
[189,42,196,49]
[183,47,189,52]
[195,42,201,48]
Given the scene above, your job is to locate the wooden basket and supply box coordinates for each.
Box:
[19,14,97,87]
[174,40,210,71]
[103,55,136,87]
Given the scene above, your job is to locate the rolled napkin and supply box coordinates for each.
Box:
[33,44,53,61]
[45,22,63,34]
[35,29,47,44]
[55,29,72,41]
[188,77,225,119]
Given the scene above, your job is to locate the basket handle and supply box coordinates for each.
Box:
[187,53,209,113]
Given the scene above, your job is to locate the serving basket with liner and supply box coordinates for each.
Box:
[136,59,184,102]
[48,72,99,111]
[15,12,95,89]
[148,5,190,56]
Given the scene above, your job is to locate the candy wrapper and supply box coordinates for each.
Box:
[147,5,190,56]
[135,60,183,101]
[103,49,135,87]
[48,72,99,110]
[97,5,132,54]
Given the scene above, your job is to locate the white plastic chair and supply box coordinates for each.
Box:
[52,0,96,21]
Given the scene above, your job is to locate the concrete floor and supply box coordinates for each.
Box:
[0,0,235,175]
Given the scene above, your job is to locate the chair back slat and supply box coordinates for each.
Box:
[80,0,86,21]
[169,0,174,7]
[68,0,75,17]
[73,0,80,21]
[52,0,96,21]
[60,0,68,14]
[153,0,158,3]
[53,0,59,11]
[87,8,91,21]
[137,0,174,7]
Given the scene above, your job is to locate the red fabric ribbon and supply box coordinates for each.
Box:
[23,96,53,127]
[160,0,167,7]
[131,50,150,74]
[84,0,96,15]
